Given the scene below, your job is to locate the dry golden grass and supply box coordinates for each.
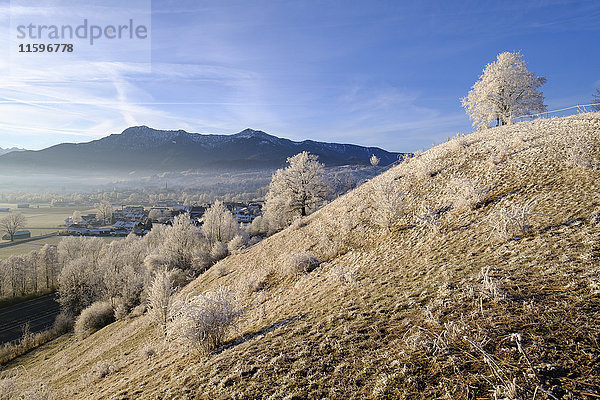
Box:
[2,113,600,399]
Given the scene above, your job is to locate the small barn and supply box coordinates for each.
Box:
[2,230,31,240]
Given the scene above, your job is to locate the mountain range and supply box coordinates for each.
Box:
[0,127,403,172]
[0,147,26,156]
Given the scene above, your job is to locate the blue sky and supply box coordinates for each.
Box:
[0,0,598,152]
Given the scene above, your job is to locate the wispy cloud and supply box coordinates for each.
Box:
[0,0,597,153]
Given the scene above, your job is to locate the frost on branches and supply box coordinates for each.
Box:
[263,151,329,231]
[462,52,546,129]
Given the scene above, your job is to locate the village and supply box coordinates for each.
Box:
[63,201,262,237]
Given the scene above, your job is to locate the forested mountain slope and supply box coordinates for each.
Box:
[0,127,402,172]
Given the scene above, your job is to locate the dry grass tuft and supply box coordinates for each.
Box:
[447,179,490,213]
[279,252,320,276]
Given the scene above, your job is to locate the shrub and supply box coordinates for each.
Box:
[489,200,536,240]
[140,343,157,359]
[130,302,147,318]
[289,217,307,230]
[74,301,115,339]
[281,252,320,276]
[567,139,596,169]
[488,139,509,166]
[52,312,74,334]
[227,234,246,254]
[83,360,117,383]
[447,179,490,213]
[210,241,228,262]
[243,268,272,293]
[370,179,404,231]
[167,287,242,353]
[247,236,262,247]
[448,133,470,151]
[248,215,268,237]
[416,203,442,235]
[330,265,356,285]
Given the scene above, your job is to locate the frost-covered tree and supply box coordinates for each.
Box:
[58,258,101,315]
[462,52,546,129]
[0,212,26,241]
[148,208,170,221]
[161,213,205,272]
[4,256,26,297]
[58,237,104,268]
[202,201,238,245]
[38,244,58,290]
[263,151,329,230]
[147,269,175,335]
[99,241,145,317]
[370,154,380,167]
[71,210,83,225]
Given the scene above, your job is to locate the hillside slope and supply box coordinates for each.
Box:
[3,114,600,399]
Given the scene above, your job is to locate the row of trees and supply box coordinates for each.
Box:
[0,245,58,298]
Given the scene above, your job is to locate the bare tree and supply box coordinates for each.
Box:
[0,212,26,241]
[95,201,113,224]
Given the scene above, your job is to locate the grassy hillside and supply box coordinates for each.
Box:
[2,114,600,399]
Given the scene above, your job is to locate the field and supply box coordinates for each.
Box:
[0,236,63,260]
[0,205,96,258]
